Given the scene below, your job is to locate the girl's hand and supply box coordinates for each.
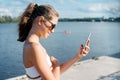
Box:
[50,56,60,79]
[77,39,90,58]
[50,56,59,68]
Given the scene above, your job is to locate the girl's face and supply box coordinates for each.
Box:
[38,16,58,39]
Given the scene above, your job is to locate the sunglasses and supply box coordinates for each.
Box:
[44,18,56,31]
[47,20,56,30]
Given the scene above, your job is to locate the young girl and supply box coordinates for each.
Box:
[17,3,90,80]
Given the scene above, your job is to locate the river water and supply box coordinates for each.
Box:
[0,22,120,79]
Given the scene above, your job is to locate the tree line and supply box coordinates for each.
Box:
[0,16,120,23]
[59,17,120,22]
[0,16,20,23]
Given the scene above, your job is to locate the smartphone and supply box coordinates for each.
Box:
[85,33,91,46]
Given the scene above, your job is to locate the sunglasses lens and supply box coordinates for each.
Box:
[52,24,56,30]
[44,18,56,30]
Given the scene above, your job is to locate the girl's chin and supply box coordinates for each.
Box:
[41,33,49,39]
[44,36,48,39]
[43,35,49,39]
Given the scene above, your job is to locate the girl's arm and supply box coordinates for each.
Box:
[60,39,90,73]
[31,44,60,80]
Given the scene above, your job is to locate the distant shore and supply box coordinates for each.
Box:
[59,17,120,22]
[0,16,120,23]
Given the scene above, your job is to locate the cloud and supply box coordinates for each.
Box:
[89,3,120,12]
[70,1,120,17]
[0,0,120,18]
[17,9,24,13]
[0,8,12,16]
[89,4,103,12]
[88,3,120,17]
[57,0,64,4]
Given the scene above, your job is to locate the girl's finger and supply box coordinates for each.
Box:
[82,49,88,56]
[80,44,84,49]
[79,44,84,54]
[50,56,55,61]
[84,45,90,51]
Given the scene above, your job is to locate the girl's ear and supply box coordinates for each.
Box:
[36,16,44,25]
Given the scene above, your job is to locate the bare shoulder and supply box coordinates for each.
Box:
[24,42,45,55]
[29,43,44,53]
[26,43,46,65]
[30,43,41,49]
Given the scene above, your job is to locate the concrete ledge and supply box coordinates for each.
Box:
[6,75,27,80]
[6,56,120,80]
[61,56,120,80]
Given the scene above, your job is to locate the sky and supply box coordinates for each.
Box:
[0,0,120,18]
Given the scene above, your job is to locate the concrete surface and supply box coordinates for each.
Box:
[7,56,120,80]
[60,56,120,80]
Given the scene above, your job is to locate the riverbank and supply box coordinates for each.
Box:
[6,56,120,80]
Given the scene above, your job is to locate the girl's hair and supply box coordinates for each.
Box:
[17,3,59,42]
